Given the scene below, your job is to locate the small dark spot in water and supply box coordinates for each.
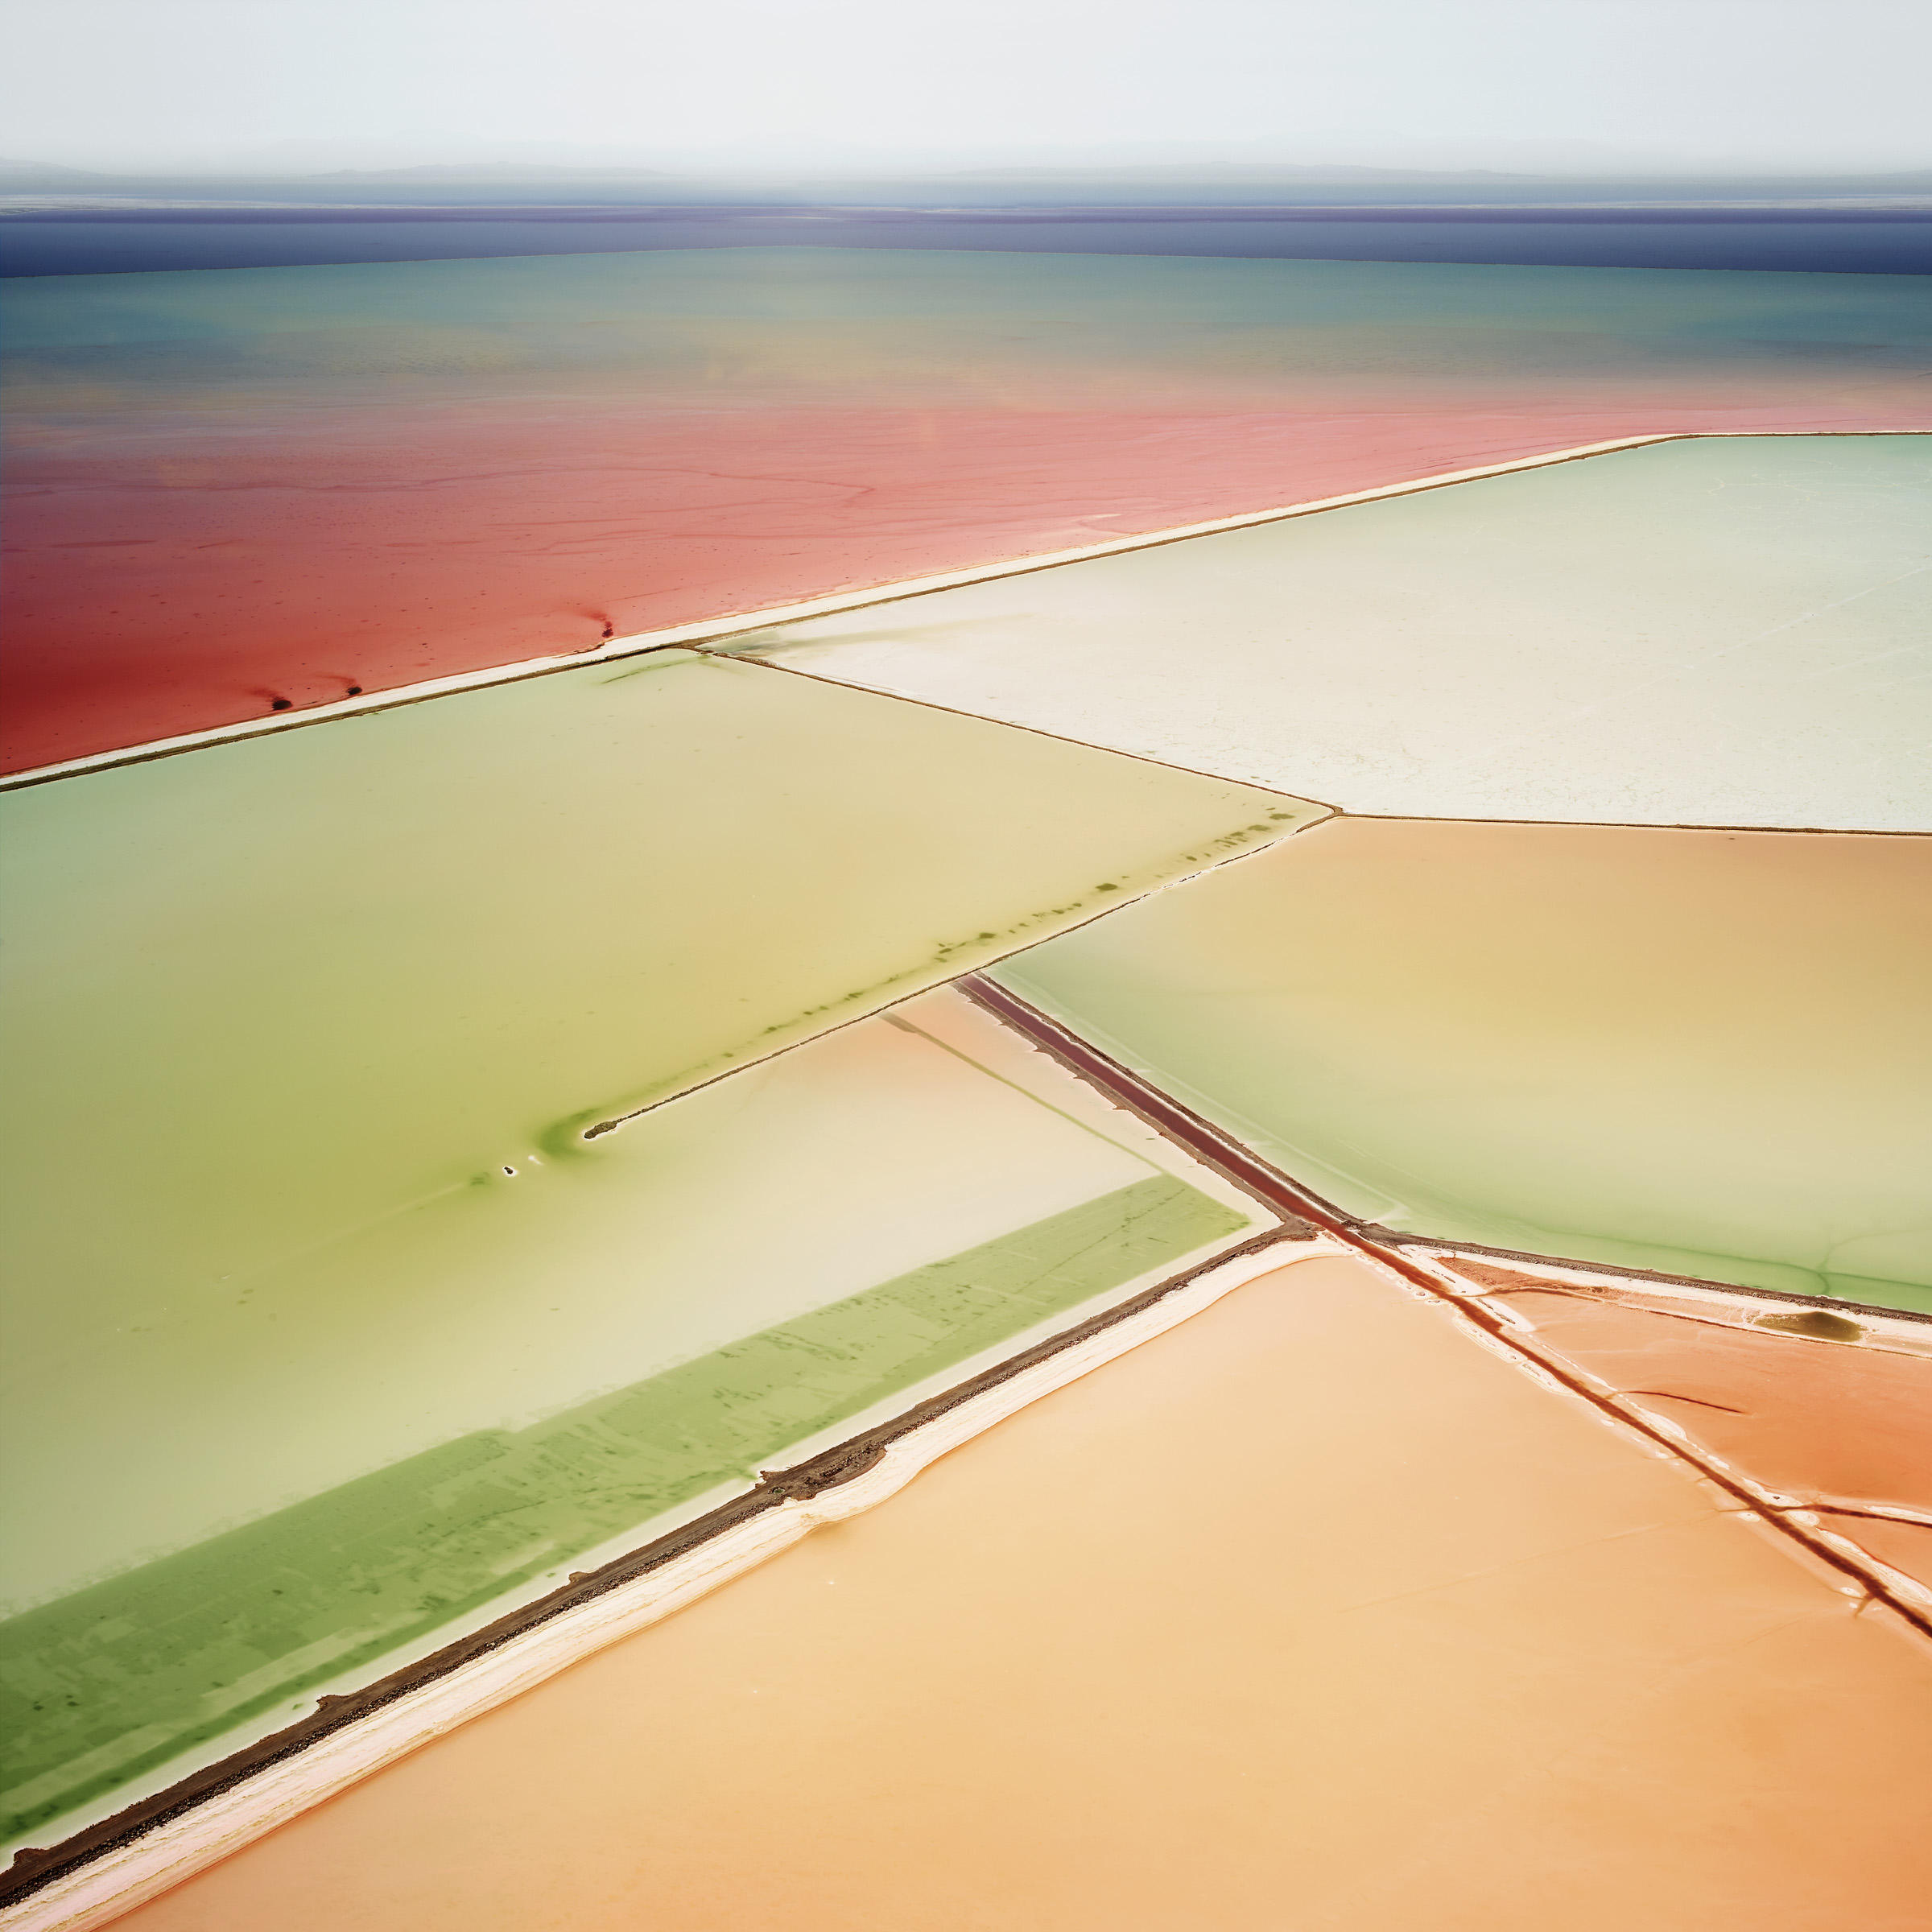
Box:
[502,1166,518,1177]
[346,684,363,696]
[582,1119,619,1140]
[978,931,996,940]
[601,622,615,639]
[270,697,292,711]
[1756,1307,1864,1342]
[1095,882,1118,891]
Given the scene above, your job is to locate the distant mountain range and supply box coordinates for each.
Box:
[5,155,1931,209]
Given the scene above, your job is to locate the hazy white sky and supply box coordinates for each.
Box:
[4,0,1928,175]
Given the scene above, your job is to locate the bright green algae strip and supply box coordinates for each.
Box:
[995,819,1932,1313]
[0,1174,1243,1840]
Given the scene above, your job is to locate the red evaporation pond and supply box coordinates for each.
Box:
[5,395,1916,774]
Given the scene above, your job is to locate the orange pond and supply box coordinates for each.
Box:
[1435,1255,1932,1600]
[112,1253,1932,1932]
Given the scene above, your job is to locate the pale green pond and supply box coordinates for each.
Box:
[2,647,1311,1448]
[997,815,1932,1310]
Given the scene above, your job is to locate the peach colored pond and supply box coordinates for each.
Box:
[108,1254,1932,1932]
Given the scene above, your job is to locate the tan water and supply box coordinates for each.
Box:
[109,1253,1932,1931]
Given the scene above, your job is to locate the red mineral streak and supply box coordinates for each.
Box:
[4,393,1921,774]
[1438,1257,1932,1594]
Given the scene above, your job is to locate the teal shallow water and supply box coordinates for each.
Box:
[11,249,1930,407]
